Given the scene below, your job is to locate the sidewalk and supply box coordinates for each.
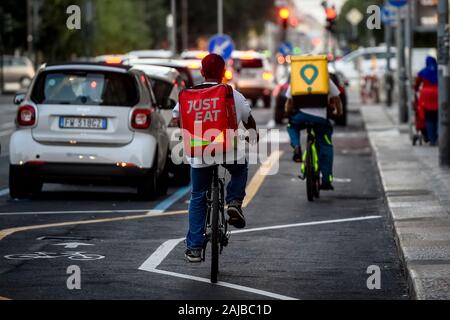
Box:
[361,104,450,299]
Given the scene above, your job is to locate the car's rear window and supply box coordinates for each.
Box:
[150,78,173,107]
[235,58,263,69]
[31,71,139,106]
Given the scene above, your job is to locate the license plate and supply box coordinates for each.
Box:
[241,70,258,78]
[59,117,107,129]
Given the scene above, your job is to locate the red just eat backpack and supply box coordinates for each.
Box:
[179,84,238,158]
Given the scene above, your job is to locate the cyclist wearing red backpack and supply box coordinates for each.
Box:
[172,53,258,262]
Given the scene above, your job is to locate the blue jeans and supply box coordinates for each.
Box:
[287,111,334,185]
[425,111,438,145]
[186,163,248,249]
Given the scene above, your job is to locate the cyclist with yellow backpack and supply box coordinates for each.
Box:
[284,55,342,191]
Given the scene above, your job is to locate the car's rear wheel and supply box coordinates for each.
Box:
[157,152,170,196]
[9,165,42,199]
[263,95,271,109]
[137,169,157,201]
[137,154,158,201]
[274,97,286,124]
[173,164,191,186]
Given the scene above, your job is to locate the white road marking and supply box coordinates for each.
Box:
[0,189,9,197]
[138,215,382,300]
[0,185,190,215]
[0,129,14,137]
[0,123,15,130]
[231,216,381,235]
[334,178,352,183]
[53,242,93,249]
[139,238,184,270]
[149,269,298,300]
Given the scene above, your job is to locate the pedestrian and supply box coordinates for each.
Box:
[415,56,439,146]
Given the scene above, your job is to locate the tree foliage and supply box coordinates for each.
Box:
[337,0,385,51]
[2,0,274,62]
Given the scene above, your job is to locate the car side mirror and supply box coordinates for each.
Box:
[14,92,26,105]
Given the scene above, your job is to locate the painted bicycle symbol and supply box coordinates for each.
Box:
[4,251,105,261]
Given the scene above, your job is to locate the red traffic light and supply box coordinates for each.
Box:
[325,6,337,21]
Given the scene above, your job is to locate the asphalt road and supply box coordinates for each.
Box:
[0,97,409,300]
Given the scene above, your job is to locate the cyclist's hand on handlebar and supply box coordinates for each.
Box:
[245,130,259,145]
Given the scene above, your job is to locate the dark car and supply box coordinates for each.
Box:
[329,72,348,126]
[272,72,348,126]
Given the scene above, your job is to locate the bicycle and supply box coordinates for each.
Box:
[202,165,230,283]
[4,251,105,261]
[300,124,321,202]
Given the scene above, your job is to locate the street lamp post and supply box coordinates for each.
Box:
[218,0,223,35]
[438,0,450,166]
[0,7,3,95]
[396,6,408,124]
[171,0,177,55]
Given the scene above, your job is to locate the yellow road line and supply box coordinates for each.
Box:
[0,210,188,241]
[0,151,283,241]
[243,150,283,208]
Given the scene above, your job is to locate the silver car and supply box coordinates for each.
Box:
[2,55,35,92]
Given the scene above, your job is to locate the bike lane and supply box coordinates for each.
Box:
[0,110,409,299]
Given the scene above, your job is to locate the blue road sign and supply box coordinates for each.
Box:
[388,0,407,7]
[279,41,293,56]
[208,34,235,61]
[382,5,397,25]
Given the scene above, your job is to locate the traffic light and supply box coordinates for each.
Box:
[324,5,337,34]
[279,7,290,20]
[278,7,290,30]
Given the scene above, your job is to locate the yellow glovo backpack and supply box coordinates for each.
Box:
[290,55,330,108]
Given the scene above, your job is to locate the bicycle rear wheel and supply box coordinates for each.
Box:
[210,181,220,283]
[306,147,315,202]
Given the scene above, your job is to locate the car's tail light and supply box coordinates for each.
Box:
[105,56,123,64]
[131,108,152,129]
[17,105,36,126]
[262,71,273,81]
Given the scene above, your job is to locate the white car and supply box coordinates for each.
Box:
[180,50,209,60]
[127,50,174,60]
[10,63,170,200]
[126,58,203,88]
[334,46,436,85]
[133,64,190,185]
[2,55,36,92]
[229,51,275,108]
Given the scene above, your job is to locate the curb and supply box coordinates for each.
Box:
[361,105,450,300]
